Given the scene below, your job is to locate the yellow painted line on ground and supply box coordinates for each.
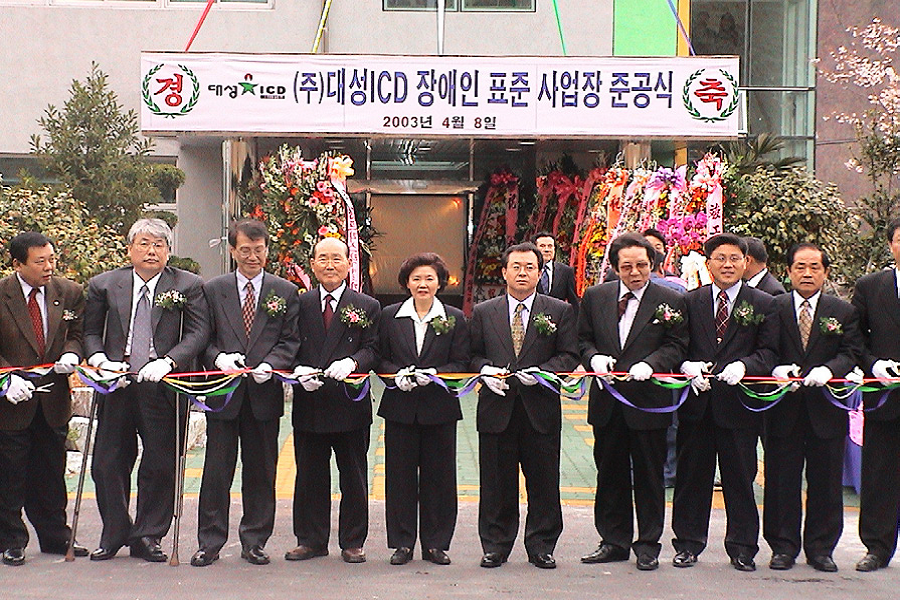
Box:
[375,447,385,456]
[584,438,594,447]
[573,425,592,432]
[519,468,527,502]
[560,486,596,494]
[564,414,585,421]
[184,468,203,478]
[275,432,297,499]
[561,404,587,410]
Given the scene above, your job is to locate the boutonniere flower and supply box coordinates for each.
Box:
[155,290,186,310]
[733,300,764,326]
[533,312,557,336]
[62,309,78,321]
[652,303,684,327]
[263,290,287,317]
[430,315,456,335]
[340,304,372,328]
[819,316,843,335]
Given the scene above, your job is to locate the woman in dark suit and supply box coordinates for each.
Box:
[378,253,469,566]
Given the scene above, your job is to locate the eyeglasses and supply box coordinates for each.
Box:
[507,264,538,273]
[314,256,347,266]
[235,247,267,258]
[619,261,650,272]
[709,255,744,265]
[132,241,168,252]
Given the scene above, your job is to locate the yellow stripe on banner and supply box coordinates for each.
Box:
[275,432,297,499]
[677,0,691,57]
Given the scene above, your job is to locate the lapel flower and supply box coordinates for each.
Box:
[263,290,287,317]
[652,303,684,327]
[819,316,843,335]
[533,312,557,336]
[430,315,456,335]
[62,309,78,321]
[733,300,764,326]
[340,304,372,329]
[155,289,186,310]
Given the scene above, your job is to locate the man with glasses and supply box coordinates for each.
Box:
[191,219,300,567]
[84,218,209,562]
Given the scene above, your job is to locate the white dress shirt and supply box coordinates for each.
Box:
[126,270,162,356]
[711,280,742,319]
[320,281,347,314]
[395,296,447,356]
[618,281,648,348]
[746,268,768,289]
[792,289,820,321]
[236,270,264,310]
[507,292,536,336]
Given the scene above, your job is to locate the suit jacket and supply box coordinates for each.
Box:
[201,272,300,421]
[83,266,209,373]
[377,302,469,425]
[578,281,688,430]
[752,271,787,296]
[469,293,578,435]
[540,261,580,308]
[0,275,83,430]
[680,283,779,429]
[852,269,900,421]
[765,293,861,439]
[292,287,380,433]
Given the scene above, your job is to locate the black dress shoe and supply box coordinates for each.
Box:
[90,546,121,561]
[190,549,219,567]
[672,550,698,568]
[529,553,557,569]
[807,555,837,572]
[390,547,413,565]
[636,554,659,571]
[284,545,328,561]
[856,553,885,572]
[130,537,167,563]
[731,555,756,572]
[423,548,451,565]
[341,547,366,563]
[241,545,270,565]
[581,543,630,564]
[769,553,795,570]
[2,548,25,566]
[480,552,507,568]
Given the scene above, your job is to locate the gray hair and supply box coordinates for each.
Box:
[127,218,173,247]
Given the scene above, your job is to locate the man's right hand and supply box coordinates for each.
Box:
[872,359,900,381]
[480,365,509,397]
[292,365,323,392]
[5,374,35,405]
[590,354,615,376]
[214,352,246,373]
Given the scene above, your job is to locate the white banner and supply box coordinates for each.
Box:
[140,53,740,138]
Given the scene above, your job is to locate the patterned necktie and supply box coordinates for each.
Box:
[242,281,256,338]
[799,299,812,350]
[511,303,525,357]
[323,294,335,330]
[539,265,550,294]
[715,290,729,344]
[130,285,152,369]
[28,288,45,356]
[618,291,634,320]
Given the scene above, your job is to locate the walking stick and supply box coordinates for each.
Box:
[66,390,99,562]
[169,392,190,566]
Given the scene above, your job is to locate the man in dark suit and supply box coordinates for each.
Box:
[470,242,578,569]
[84,218,209,562]
[764,243,861,572]
[532,232,579,308]
[743,237,786,296]
[285,237,380,564]
[852,217,900,572]
[190,219,300,567]
[578,233,688,571]
[0,232,86,566]
[671,233,778,572]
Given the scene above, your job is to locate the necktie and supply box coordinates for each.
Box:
[799,300,812,349]
[539,265,550,294]
[323,294,334,330]
[715,290,729,344]
[617,291,634,320]
[511,303,525,357]
[242,281,256,338]
[28,288,45,356]
[130,285,152,369]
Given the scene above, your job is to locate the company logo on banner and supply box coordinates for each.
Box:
[140,53,741,137]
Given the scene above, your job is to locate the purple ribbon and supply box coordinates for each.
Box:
[599,379,690,413]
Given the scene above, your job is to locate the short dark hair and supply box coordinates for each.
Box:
[743,237,768,263]
[703,232,747,257]
[397,252,450,293]
[608,233,655,270]
[228,218,269,247]
[502,242,543,270]
[787,242,830,269]
[887,218,900,243]
[9,232,52,264]
[642,228,667,248]
[531,231,555,244]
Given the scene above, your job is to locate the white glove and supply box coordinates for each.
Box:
[53,352,80,374]
[97,360,130,379]
[515,366,541,386]
[628,362,654,382]
[292,365,323,392]
[324,357,356,381]
[137,358,172,383]
[250,362,273,384]
[395,366,418,392]
[590,354,615,375]
[680,361,711,378]
[690,375,711,395]
[5,374,35,404]
[87,352,109,369]
[480,365,509,396]
[872,359,900,381]
[772,363,801,392]
[414,368,437,387]
[803,365,833,387]
[214,352,246,373]
[846,366,865,386]
[716,361,746,386]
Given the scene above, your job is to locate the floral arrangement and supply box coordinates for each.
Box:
[263,290,287,317]
[62,309,78,321]
[819,316,844,335]
[733,300,765,326]
[155,290,186,310]
[532,312,558,336]
[340,304,372,329]
[652,303,684,327]
[430,315,456,335]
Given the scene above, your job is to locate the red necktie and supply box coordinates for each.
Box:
[715,290,729,343]
[323,294,334,330]
[28,288,45,356]
[242,281,256,338]
[618,292,634,320]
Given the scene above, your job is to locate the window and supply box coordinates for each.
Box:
[385,0,459,9]
[385,0,534,11]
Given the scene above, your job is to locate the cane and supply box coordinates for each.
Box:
[169,392,190,566]
[66,390,99,562]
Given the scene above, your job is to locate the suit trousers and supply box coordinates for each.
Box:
[592,405,667,558]
[763,408,844,559]
[197,398,280,553]
[292,427,369,550]
[384,419,457,552]
[0,407,70,551]
[92,381,184,549]
[859,416,900,562]
[478,396,562,558]
[671,407,760,559]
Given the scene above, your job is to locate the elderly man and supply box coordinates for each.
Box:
[84,218,209,562]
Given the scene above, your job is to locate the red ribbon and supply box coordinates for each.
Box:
[184,0,216,52]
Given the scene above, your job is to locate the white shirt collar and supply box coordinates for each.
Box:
[395,296,446,323]
[133,270,162,298]
[712,280,742,304]
[320,281,347,305]
[793,289,821,316]
[618,281,649,302]
[16,273,44,300]
[236,269,264,291]
[746,268,768,288]
[507,292,537,314]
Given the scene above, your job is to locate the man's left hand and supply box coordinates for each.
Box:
[251,363,274,384]
[514,366,541,386]
[324,358,356,381]
[803,366,833,387]
[628,362,654,381]
[716,361,746,386]
[137,358,173,383]
[53,352,80,374]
